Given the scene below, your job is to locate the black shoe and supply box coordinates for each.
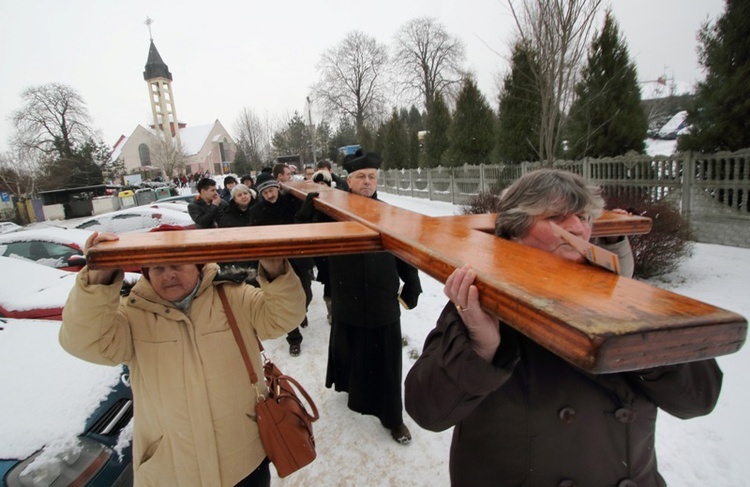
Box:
[300,317,308,328]
[387,423,411,445]
[289,344,301,357]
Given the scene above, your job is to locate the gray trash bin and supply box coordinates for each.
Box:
[135,189,157,206]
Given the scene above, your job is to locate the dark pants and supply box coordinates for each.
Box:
[287,262,313,346]
[234,458,270,487]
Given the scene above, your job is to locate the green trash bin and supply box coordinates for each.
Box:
[155,186,172,200]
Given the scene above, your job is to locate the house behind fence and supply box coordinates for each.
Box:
[377,150,750,249]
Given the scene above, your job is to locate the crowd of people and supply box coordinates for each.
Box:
[59,155,723,487]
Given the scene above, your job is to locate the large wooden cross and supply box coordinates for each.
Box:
[86,181,747,373]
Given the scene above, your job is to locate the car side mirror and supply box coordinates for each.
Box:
[68,254,87,267]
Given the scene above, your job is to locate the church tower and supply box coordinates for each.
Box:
[143,18,181,147]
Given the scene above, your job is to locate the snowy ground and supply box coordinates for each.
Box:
[14,191,749,486]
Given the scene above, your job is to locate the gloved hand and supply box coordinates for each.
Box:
[296,192,320,222]
[398,282,420,310]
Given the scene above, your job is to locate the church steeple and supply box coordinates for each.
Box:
[143,40,173,81]
[142,17,181,146]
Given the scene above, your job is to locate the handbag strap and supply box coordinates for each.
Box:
[218,285,259,385]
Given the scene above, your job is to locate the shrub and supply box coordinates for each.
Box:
[459,186,504,215]
[601,189,694,279]
[460,186,694,279]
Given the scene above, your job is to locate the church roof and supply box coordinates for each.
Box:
[179,123,217,155]
[143,40,172,81]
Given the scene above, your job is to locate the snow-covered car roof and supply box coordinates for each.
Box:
[0,318,127,460]
[0,227,93,248]
[147,201,190,213]
[0,256,77,319]
[0,257,141,320]
[0,221,22,235]
[74,207,195,233]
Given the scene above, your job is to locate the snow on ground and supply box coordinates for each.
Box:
[4,192,748,486]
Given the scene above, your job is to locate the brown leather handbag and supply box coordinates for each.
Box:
[218,286,319,478]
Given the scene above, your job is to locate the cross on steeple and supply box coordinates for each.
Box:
[144,16,154,41]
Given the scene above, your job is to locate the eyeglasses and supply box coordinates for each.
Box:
[351,173,378,181]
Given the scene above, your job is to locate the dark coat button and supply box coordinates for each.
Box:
[558,406,577,424]
[614,408,636,423]
[559,480,577,487]
[618,479,638,487]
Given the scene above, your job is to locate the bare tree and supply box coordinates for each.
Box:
[150,135,188,179]
[313,31,389,139]
[393,17,466,112]
[0,148,43,197]
[234,107,274,169]
[10,83,96,160]
[507,0,602,164]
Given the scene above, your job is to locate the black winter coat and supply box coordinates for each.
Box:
[248,193,299,227]
[328,252,420,327]
[405,303,723,487]
[219,200,254,228]
[248,193,313,273]
[187,198,227,228]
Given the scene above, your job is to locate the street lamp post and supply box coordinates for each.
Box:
[306,96,317,165]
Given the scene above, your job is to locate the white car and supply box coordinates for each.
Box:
[0,221,22,235]
[0,318,133,486]
[75,207,195,233]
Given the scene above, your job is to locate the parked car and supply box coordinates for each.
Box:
[0,318,133,486]
[0,228,93,271]
[0,222,22,235]
[0,257,140,320]
[75,207,195,234]
[147,201,190,213]
[150,193,198,204]
[0,256,77,320]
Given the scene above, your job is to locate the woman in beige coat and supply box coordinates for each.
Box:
[60,232,306,486]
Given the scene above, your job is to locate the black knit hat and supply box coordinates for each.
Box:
[343,149,381,174]
[255,173,280,195]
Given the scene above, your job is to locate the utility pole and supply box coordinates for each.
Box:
[306,96,317,164]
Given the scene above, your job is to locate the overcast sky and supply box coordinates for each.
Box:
[0,0,726,153]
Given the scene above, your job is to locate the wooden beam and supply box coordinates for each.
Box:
[283,181,746,373]
[86,221,383,268]
[432,211,653,237]
[85,182,747,373]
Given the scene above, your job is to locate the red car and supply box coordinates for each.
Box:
[0,227,92,272]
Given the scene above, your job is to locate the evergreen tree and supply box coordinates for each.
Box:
[232,147,252,175]
[424,94,451,167]
[447,77,495,167]
[382,109,409,169]
[495,41,542,163]
[679,0,750,152]
[372,121,387,157]
[330,118,358,162]
[566,11,647,158]
[271,112,310,161]
[406,105,424,131]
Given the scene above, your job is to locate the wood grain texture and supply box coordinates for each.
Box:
[430,211,653,237]
[85,180,746,372]
[86,221,383,268]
